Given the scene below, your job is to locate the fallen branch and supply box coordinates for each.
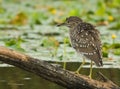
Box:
[0,46,119,89]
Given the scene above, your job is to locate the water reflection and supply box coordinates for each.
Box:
[0,67,65,89]
[66,62,120,86]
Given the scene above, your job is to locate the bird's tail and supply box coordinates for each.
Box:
[95,59,103,67]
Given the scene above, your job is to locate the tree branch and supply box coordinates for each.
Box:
[0,46,119,89]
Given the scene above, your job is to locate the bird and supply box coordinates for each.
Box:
[57,16,103,79]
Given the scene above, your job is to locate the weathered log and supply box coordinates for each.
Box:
[0,46,119,89]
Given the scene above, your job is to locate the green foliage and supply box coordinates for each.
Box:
[69,9,80,16]
[31,12,48,25]
[102,51,108,57]
[58,55,63,61]
[0,0,120,62]
[5,37,25,51]
[113,48,120,55]
[41,37,59,57]
[109,22,120,30]
[6,12,28,25]
[41,37,59,47]
[102,43,109,57]
[110,43,120,49]
[0,6,5,13]
[102,43,120,56]
[95,1,106,16]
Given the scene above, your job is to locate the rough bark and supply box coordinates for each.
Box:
[0,46,119,89]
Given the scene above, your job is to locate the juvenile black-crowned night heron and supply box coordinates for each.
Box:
[57,16,103,79]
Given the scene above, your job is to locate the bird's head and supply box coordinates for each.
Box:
[57,16,82,28]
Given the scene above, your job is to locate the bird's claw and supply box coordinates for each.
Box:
[88,74,92,79]
[75,71,80,74]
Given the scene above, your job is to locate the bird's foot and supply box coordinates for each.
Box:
[74,70,80,74]
[88,74,92,79]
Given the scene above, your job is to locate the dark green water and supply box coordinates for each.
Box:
[0,66,64,89]
[0,63,120,89]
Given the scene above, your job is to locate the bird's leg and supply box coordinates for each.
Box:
[63,37,67,70]
[88,61,93,79]
[75,58,85,74]
[63,62,66,69]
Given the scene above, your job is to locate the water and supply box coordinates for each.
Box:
[0,63,120,89]
[0,66,64,89]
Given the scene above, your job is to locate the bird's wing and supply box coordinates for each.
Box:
[71,23,103,66]
[87,29,103,66]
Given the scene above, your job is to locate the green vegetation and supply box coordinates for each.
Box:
[0,0,120,63]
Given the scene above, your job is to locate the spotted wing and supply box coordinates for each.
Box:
[70,23,103,66]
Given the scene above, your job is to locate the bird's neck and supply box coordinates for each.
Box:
[69,26,77,32]
[69,26,77,37]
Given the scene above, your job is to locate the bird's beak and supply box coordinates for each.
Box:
[57,23,66,26]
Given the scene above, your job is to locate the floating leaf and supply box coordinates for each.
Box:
[69,9,79,16]
[95,1,106,16]
[113,48,120,55]
[102,51,108,57]
[9,12,28,25]
[110,43,120,49]
[5,36,25,51]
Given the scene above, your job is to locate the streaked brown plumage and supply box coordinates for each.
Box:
[58,16,103,67]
